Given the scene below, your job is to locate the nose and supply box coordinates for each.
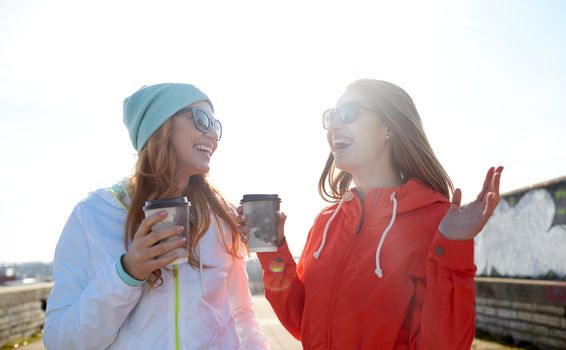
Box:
[206,121,222,141]
[207,127,217,137]
[326,122,343,143]
[204,128,219,141]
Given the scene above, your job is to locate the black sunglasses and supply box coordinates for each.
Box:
[184,107,222,141]
[322,101,375,130]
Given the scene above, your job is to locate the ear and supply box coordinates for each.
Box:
[385,127,392,142]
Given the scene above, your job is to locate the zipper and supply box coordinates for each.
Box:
[325,231,360,347]
[354,204,364,235]
[327,195,367,346]
[109,187,181,348]
[353,192,366,235]
[174,264,180,350]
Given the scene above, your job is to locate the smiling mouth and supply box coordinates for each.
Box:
[332,137,353,152]
[194,144,213,156]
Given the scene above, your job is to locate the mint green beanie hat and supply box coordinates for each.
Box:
[123,83,213,152]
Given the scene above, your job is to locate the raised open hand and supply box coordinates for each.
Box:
[439,166,504,240]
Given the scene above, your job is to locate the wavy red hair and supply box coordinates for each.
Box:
[125,116,241,288]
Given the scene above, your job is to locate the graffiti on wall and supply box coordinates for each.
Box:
[475,177,566,280]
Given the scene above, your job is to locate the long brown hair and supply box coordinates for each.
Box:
[125,114,241,288]
[319,79,453,202]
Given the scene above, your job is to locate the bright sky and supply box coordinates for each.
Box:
[1,0,565,263]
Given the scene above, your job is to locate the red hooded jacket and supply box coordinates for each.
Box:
[257,179,476,349]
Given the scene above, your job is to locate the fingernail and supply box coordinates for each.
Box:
[176,226,184,232]
[160,210,167,216]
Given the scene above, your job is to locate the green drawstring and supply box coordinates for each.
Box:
[174,264,180,350]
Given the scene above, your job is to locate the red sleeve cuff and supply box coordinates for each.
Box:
[429,231,475,271]
[257,241,296,272]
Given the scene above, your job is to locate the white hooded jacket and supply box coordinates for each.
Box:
[43,182,270,350]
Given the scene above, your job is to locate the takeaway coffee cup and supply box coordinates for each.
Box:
[240,194,281,252]
[143,196,190,265]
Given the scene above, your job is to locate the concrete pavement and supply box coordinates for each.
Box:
[252,295,521,350]
[253,295,302,350]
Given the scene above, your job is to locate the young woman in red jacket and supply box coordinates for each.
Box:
[238,79,503,350]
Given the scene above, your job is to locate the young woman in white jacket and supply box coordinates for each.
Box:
[43,83,270,350]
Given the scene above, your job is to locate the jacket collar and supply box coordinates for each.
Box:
[341,178,449,227]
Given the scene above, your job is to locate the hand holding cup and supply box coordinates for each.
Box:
[122,210,188,281]
[236,194,286,251]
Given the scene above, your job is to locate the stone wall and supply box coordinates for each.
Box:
[0,283,52,347]
[475,277,566,349]
[2,278,566,349]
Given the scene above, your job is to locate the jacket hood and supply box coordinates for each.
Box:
[350,178,448,222]
[96,179,131,211]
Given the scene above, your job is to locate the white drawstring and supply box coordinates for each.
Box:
[313,191,353,259]
[375,192,397,278]
[198,241,206,294]
[312,191,398,279]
